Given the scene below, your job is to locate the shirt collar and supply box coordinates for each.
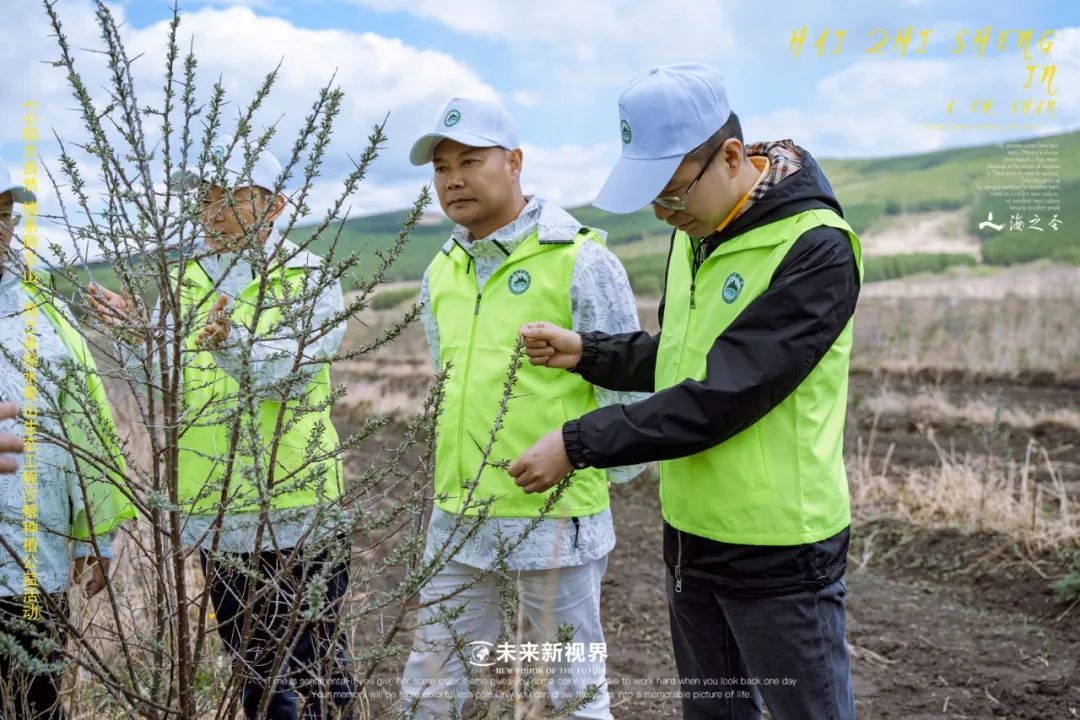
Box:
[441,196,597,257]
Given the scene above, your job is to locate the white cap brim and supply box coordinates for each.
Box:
[0,184,36,204]
[593,153,683,214]
[409,131,504,166]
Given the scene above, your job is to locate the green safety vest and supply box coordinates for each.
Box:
[656,208,863,545]
[175,260,341,514]
[427,229,609,518]
[22,276,136,538]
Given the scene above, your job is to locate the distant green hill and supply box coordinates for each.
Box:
[68,129,1079,301]
[288,203,669,288]
[819,129,1080,240]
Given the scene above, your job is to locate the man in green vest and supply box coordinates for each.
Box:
[399,98,646,720]
[1,159,135,719]
[87,146,354,720]
[511,64,860,720]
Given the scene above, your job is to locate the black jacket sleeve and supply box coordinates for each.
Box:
[569,231,677,393]
[571,329,660,393]
[562,226,860,469]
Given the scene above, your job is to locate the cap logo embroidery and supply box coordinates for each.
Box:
[444,109,462,127]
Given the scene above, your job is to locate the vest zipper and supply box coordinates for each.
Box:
[674,528,683,593]
[673,239,695,375]
[689,236,702,310]
[451,234,549,495]
[674,237,708,593]
[572,516,580,550]
[663,242,696,545]
[456,263,482,472]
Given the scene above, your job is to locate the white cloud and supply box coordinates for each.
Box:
[519,141,617,209]
[184,0,283,10]
[4,0,1076,270]
[113,6,499,167]
[351,0,733,52]
[347,0,738,98]
[747,26,1080,158]
[511,91,540,108]
[0,0,499,258]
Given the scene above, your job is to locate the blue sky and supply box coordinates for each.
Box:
[1,0,1076,252]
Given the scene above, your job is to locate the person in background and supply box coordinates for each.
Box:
[1,157,135,719]
[87,146,354,720]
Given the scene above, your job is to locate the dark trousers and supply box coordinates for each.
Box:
[0,593,69,720]
[667,572,855,720]
[200,544,355,720]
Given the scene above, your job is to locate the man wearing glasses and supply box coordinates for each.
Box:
[511,63,860,719]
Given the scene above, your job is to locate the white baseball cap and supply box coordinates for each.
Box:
[594,63,733,214]
[169,143,284,195]
[0,157,37,204]
[409,97,520,166]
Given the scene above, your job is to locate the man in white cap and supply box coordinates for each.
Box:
[511,63,860,719]
[87,144,355,719]
[1,157,135,718]
[399,98,647,719]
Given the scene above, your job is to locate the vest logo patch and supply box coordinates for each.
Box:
[620,119,632,144]
[444,109,461,127]
[722,272,744,304]
[508,269,531,295]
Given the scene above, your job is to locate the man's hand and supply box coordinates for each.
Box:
[194,294,231,350]
[519,322,583,369]
[72,556,110,598]
[87,283,142,339]
[508,429,574,494]
[0,402,23,474]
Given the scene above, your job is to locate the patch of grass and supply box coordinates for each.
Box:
[863,253,977,283]
[618,252,668,298]
[368,285,419,310]
[1051,568,1080,603]
[850,417,1076,550]
[852,292,1080,377]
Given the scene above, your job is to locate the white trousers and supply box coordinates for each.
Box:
[399,556,612,719]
